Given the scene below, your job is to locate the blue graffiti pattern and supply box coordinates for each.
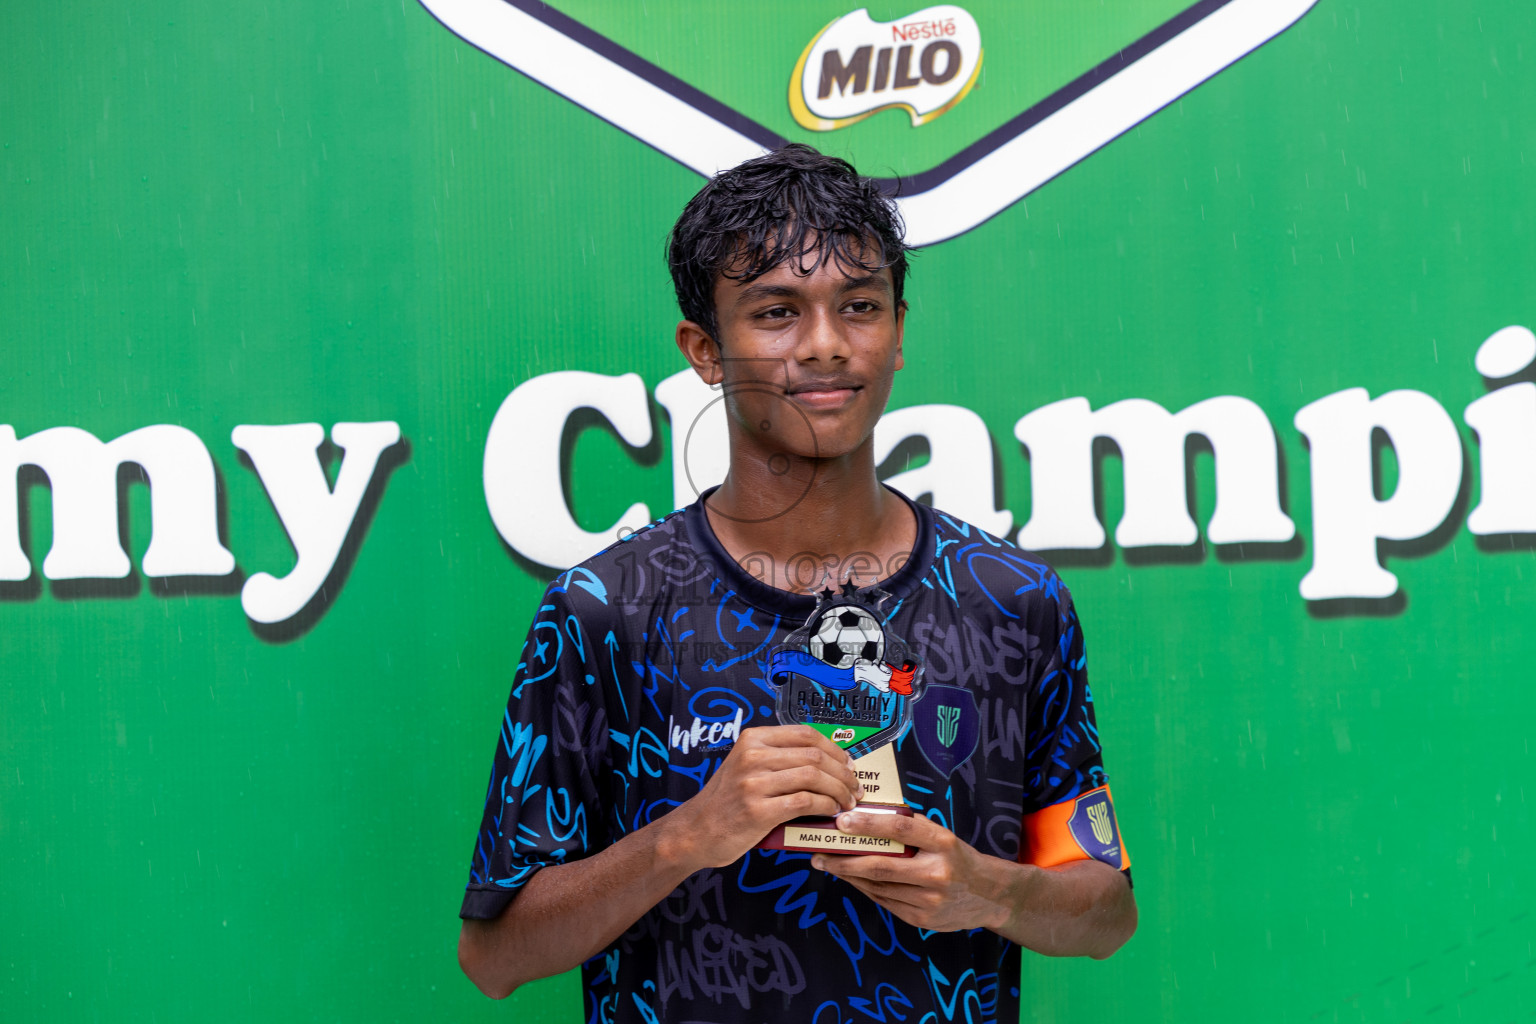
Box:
[462,492,1118,1023]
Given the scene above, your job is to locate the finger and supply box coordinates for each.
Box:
[815,852,916,884]
[758,764,861,811]
[744,744,860,783]
[739,747,862,803]
[811,853,927,890]
[752,724,856,763]
[767,790,844,821]
[834,809,947,846]
[839,876,932,906]
[833,874,928,915]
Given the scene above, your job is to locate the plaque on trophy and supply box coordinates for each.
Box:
[759,582,926,857]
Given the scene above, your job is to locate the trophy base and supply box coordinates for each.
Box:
[759,803,917,857]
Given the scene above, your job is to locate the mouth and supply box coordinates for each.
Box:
[787,380,863,409]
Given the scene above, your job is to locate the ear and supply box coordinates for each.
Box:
[675,320,724,386]
[893,299,907,372]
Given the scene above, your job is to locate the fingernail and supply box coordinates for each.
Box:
[811,856,825,871]
[856,785,866,801]
[836,812,862,833]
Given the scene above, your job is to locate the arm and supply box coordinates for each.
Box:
[458,812,696,999]
[459,724,863,999]
[822,576,1138,957]
[815,811,1136,959]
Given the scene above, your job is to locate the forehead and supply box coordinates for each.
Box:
[715,250,895,301]
[718,226,891,285]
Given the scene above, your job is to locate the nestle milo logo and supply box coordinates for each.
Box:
[790,6,983,131]
[419,0,1319,245]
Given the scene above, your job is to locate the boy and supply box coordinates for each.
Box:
[459,143,1136,1022]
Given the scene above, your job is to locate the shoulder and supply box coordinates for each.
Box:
[542,506,697,624]
[923,505,1076,629]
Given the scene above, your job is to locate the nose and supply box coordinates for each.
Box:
[793,305,851,366]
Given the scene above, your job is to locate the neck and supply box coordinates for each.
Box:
[705,432,915,591]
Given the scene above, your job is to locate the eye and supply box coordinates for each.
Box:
[755,305,795,320]
[844,299,881,315]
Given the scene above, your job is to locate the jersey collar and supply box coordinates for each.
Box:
[682,484,937,619]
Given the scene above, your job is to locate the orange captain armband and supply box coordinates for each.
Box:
[1022,785,1130,872]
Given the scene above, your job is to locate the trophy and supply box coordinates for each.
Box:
[759,581,926,857]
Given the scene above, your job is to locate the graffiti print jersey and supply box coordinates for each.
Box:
[461,489,1126,1023]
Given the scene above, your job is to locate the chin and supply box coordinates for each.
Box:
[737,407,880,462]
[799,426,876,461]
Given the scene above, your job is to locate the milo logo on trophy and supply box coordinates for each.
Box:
[759,581,926,857]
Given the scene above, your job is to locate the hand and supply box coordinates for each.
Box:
[664,725,863,871]
[812,810,1033,933]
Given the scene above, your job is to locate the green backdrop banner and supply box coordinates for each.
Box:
[3,1,1532,1020]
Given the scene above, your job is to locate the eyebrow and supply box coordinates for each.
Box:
[732,274,891,308]
[836,274,890,294]
[734,283,799,305]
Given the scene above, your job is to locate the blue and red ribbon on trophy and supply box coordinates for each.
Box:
[767,649,917,696]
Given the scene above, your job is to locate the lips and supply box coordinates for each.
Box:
[788,378,863,409]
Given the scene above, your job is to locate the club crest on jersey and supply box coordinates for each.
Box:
[1067,788,1124,870]
[768,580,926,760]
[914,683,979,776]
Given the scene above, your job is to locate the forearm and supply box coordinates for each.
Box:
[986,858,1137,959]
[459,724,862,999]
[458,813,701,999]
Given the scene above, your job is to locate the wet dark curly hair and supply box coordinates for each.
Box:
[666,143,910,343]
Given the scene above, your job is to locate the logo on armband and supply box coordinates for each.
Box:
[1067,789,1124,869]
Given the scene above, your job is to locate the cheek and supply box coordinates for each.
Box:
[724,387,768,420]
[723,388,806,442]
[861,339,902,383]
[863,366,898,408]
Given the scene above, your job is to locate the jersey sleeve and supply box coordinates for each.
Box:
[460,582,609,920]
[1018,582,1131,875]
